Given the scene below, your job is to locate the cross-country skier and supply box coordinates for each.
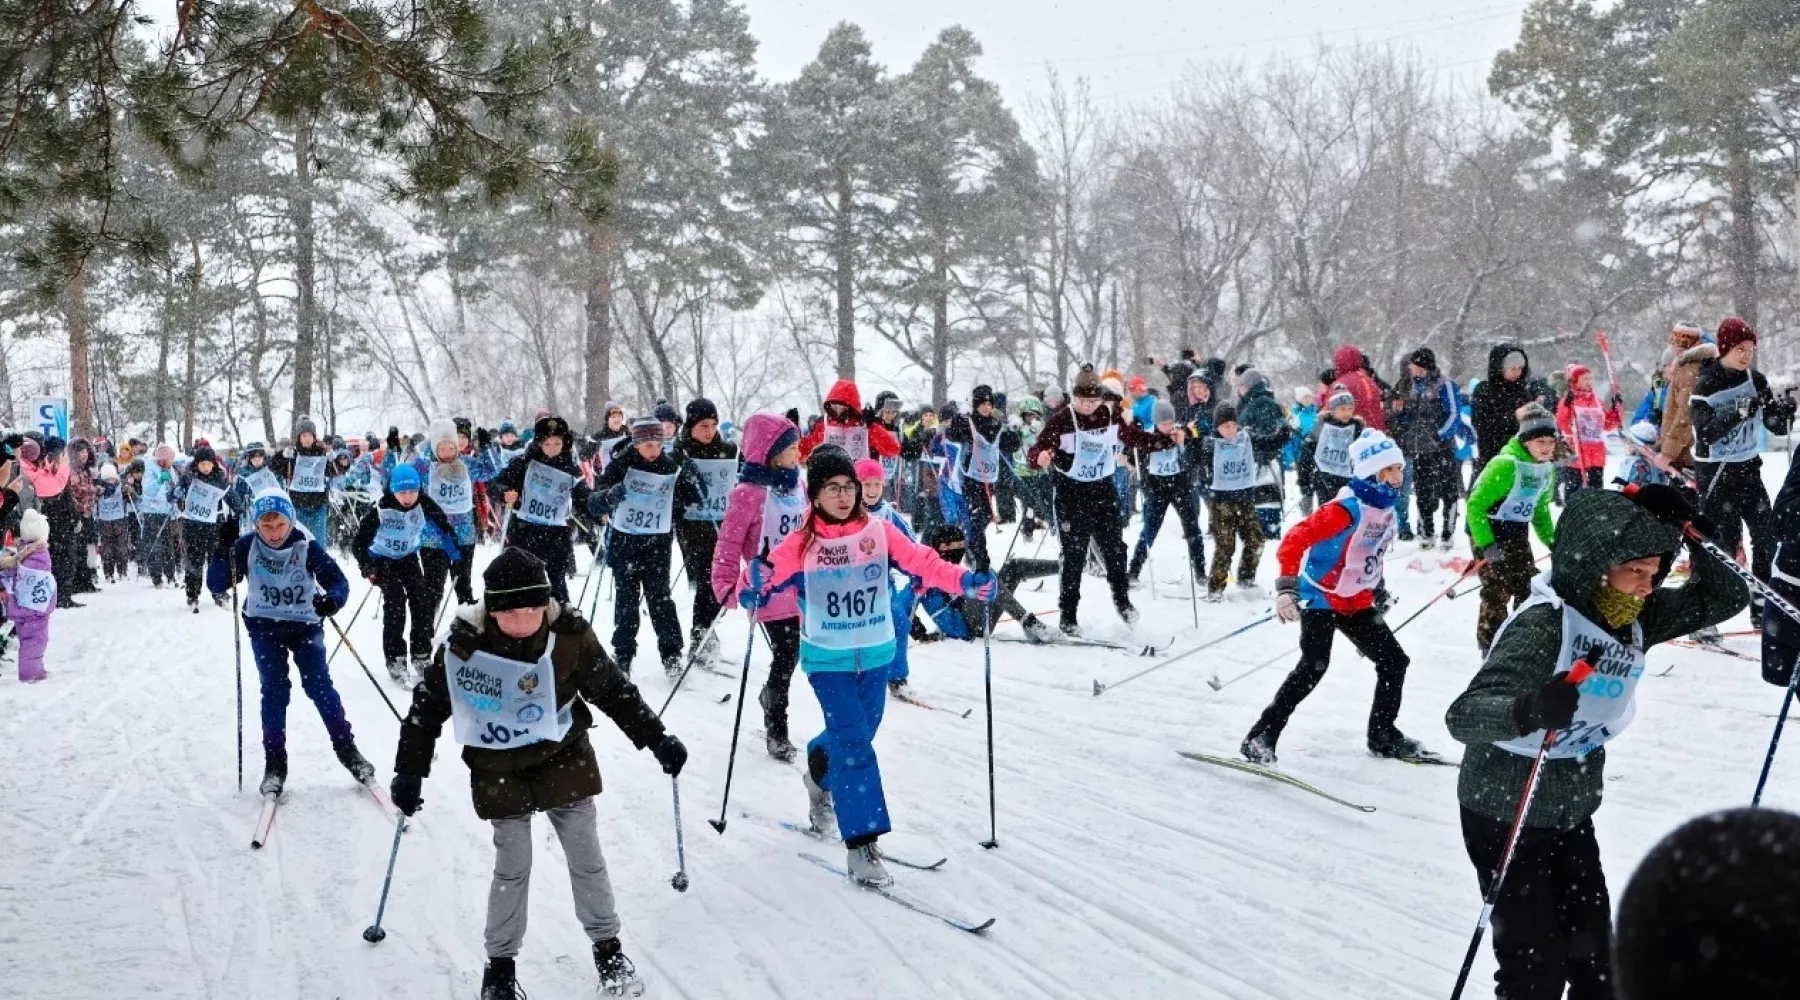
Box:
[1761,456,1800,689]
[672,399,738,662]
[857,458,931,691]
[413,419,488,609]
[1194,404,1265,601]
[918,523,1057,644]
[138,445,180,587]
[1295,385,1364,515]
[1690,317,1796,631]
[798,379,902,462]
[352,464,461,682]
[175,444,234,612]
[939,384,1010,572]
[711,413,807,761]
[229,442,282,532]
[94,462,135,583]
[1445,485,1747,1000]
[1241,430,1429,764]
[387,547,688,1000]
[1391,348,1467,549]
[1128,399,1202,587]
[1027,367,1177,633]
[1467,404,1560,655]
[272,416,333,544]
[590,417,702,677]
[745,445,986,886]
[1556,363,1622,496]
[494,415,592,604]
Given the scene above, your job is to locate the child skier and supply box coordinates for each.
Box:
[208,491,374,794]
[590,417,702,677]
[1467,405,1561,655]
[1555,364,1621,496]
[352,464,461,682]
[711,413,808,761]
[745,445,988,887]
[414,419,489,609]
[1616,421,1672,489]
[1295,385,1364,514]
[138,445,179,587]
[798,379,902,463]
[1445,485,1746,1000]
[94,462,135,583]
[672,399,738,660]
[918,523,1058,644]
[494,415,592,603]
[1128,399,1202,587]
[3,510,54,682]
[1026,367,1177,633]
[387,547,689,1000]
[1195,404,1265,600]
[273,416,334,543]
[856,458,932,691]
[175,444,234,612]
[229,442,282,532]
[1241,430,1429,764]
[941,384,1008,571]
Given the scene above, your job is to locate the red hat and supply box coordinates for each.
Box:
[1567,363,1591,383]
[1717,316,1756,356]
[1127,375,1148,395]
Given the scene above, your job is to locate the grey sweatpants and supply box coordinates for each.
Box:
[485,796,620,958]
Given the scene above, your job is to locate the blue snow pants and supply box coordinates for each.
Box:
[887,585,916,683]
[806,664,893,846]
[248,618,353,756]
[294,504,330,549]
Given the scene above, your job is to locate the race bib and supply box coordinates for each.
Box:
[821,424,869,460]
[12,563,54,613]
[1210,438,1255,492]
[1575,405,1606,444]
[1327,502,1394,597]
[759,487,810,557]
[1062,425,1118,483]
[1695,378,1760,463]
[1493,596,1644,760]
[244,538,317,622]
[1147,447,1183,478]
[802,519,893,650]
[597,436,627,473]
[138,471,173,515]
[290,454,328,493]
[428,463,474,515]
[517,461,574,527]
[448,635,572,750]
[964,428,1002,484]
[240,466,281,495]
[1496,460,1553,523]
[96,489,126,522]
[182,479,227,523]
[684,459,737,522]
[1313,423,1355,478]
[368,505,426,559]
[614,469,676,536]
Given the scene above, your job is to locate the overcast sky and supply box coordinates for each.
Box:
[739,0,1529,108]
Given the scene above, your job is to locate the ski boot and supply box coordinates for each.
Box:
[803,767,837,839]
[1021,614,1055,644]
[691,627,720,663]
[1398,530,1416,542]
[1367,728,1431,762]
[761,686,796,762]
[335,742,376,784]
[887,676,909,696]
[187,597,200,613]
[1113,594,1139,625]
[385,657,409,683]
[1058,613,1082,640]
[259,753,288,797]
[593,937,644,997]
[1688,625,1723,646]
[479,958,526,1000]
[1420,536,1437,551]
[662,654,683,681]
[846,842,894,888]
[212,590,231,609]
[1205,587,1226,604]
[1236,581,1263,599]
[409,654,431,683]
[1240,730,1278,767]
[1440,532,1455,550]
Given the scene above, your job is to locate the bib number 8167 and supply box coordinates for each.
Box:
[825,585,880,620]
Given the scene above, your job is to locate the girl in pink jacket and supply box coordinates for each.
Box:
[710,412,808,761]
[4,509,56,682]
[746,445,991,888]
[1556,363,1622,494]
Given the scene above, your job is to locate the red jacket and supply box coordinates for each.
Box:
[798,380,900,460]
[1331,345,1387,432]
[1277,500,1377,614]
[1556,370,1621,471]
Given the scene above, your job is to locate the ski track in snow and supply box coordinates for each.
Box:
[2,455,1795,998]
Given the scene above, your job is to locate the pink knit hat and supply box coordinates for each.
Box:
[854,458,885,482]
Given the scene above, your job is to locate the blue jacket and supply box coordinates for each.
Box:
[210,528,351,630]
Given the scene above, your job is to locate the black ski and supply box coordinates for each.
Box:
[798,853,994,933]
[779,822,947,871]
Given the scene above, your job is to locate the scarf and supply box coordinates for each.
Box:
[741,461,798,492]
[1592,584,1646,630]
[1347,477,1399,509]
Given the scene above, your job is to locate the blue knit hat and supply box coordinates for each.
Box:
[252,491,296,524]
[389,464,421,493]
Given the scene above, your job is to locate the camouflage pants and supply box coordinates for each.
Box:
[1208,500,1264,592]
[1476,536,1537,655]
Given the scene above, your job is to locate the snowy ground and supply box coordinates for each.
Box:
[2,456,1793,1000]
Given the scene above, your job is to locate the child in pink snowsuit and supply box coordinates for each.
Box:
[4,509,56,682]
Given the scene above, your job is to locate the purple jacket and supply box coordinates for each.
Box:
[5,546,55,622]
[710,413,801,624]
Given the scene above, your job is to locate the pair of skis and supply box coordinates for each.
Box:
[251,781,401,850]
[994,633,1165,656]
[1176,748,1458,814]
[778,821,994,934]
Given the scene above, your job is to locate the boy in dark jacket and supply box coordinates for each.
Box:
[671,399,738,660]
[208,491,369,796]
[1295,385,1364,514]
[1470,343,1537,472]
[1234,369,1291,539]
[352,463,461,682]
[271,416,333,544]
[590,417,704,677]
[175,444,235,612]
[494,415,594,604]
[1128,399,1202,586]
[943,384,1009,572]
[1466,405,1561,654]
[388,547,688,1000]
[1194,404,1262,600]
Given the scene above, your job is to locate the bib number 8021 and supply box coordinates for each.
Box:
[825,585,880,620]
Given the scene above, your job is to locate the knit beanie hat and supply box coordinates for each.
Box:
[805,445,858,501]
[685,398,719,427]
[1127,375,1148,395]
[253,491,296,525]
[388,464,421,494]
[99,462,119,484]
[1073,367,1104,399]
[428,418,458,454]
[1717,316,1757,356]
[1213,403,1238,426]
[153,443,175,464]
[1151,400,1177,425]
[653,401,682,427]
[854,458,885,482]
[1327,384,1355,409]
[192,444,217,467]
[1409,347,1437,371]
[1628,421,1659,446]
[1351,430,1404,479]
[18,439,40,464]
[971,384,995,409]
[484,547,553,613]
[1239,367,1267,392]
[630,416,664,444]
[1516,403,1558,443]
[1502,350,1526,372]
[1044,386,1067,408]
[19,508,48,544]
[294,415,318,440]
[534,415,571,447]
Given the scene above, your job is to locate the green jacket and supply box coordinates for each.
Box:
[1467,436,1556,550]
[1445,489,1748,830]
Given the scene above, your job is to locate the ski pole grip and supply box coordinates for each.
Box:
[1566,648,1603,686]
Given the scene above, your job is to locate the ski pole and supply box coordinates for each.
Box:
[586,525,614,623]
[327,583,377,666]
[1449,655,1597,1000]
[232,585,243,794]
[979,591,999,849]
[669,776,690,892]
[708,591,761,834]
[1095,610,1276,696]
[656,613,726,718]
[328,616,405,724]
[1209,642,1300,692]
[362,812,408,944]
[1386,559,1482,637]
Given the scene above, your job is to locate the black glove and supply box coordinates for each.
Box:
[1513,673,1582,734]
[476,427,492,450]
[652,733,687,777]
[389,774,423,816]
[862,404,878,426]
[1624,483,1714,536]
[387,426,402,451]
[1373,587,1396,616]
[445,619,481,662]
[313,593,340,619]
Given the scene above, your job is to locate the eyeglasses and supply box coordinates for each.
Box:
[817,482,857,498]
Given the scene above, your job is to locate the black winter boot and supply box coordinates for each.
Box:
[334,742,376,784]
[593,938,644,997]
[259,753,288,797]
[480,957,525,1000]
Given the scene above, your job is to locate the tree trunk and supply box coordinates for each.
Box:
[289,116,319,428]
[154,267,173,446]
[183,283,199,448]
[1128,269,1147,375]
[931,238,951,404]
[833,167,858,380]
[583,227,615,428]
[0,326,14,427]
[1726,142,1759,326]
[62,263,95,437]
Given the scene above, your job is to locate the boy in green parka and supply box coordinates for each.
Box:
[1467,403,1560,655]
[1445,486,1747,1000]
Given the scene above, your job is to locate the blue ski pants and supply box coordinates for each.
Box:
[806,664,893,846]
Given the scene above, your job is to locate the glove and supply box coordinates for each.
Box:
[652,733,687,777]
[387,426,402,451]
[961,569,997,602]
[1513,672,1583,734]
[1374,587,1396,616]
[862,404,878,426]
[281,446,295,460]
[1623,483,1710,535]
[1478,543,1503,566]
[389,774,423,816]
[476,427,492,450]
[362,562,382,585]
[447,619,481,661]
[313,593,340,619]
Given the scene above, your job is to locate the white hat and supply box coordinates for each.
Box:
[1628,421,1659,446]
[19,507,48,544]
[1351,430,1405,480]
[427,418,458,454]
[99,462,119,483]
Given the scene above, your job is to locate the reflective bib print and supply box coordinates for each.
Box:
[289,454,328,493]
[1492,592,1645,760]
[517,461,574,527]
[1694,377,1760,463]
[428,463,474,515]
[13,564,54,613]
[802,519,893,650]
[613,469,676,536]
[821,424,870,461]
[1496,460,1553,523]
[244,538,317,623]
[685,459,737,523]
[368,505,427,559]
[182,480,227,523]
[1210,437,1256,493]
[1313,423,1356,478]
[448,634,572,750]
[1062,425,1118,483]
[96,489,126,522]
[759,487,810,558]
[1147,447,1183,478]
